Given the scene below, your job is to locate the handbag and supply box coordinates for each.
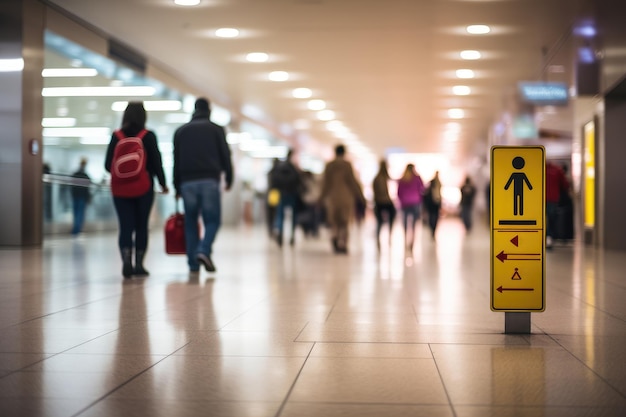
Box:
[165,199,186,255]
[267,188,280,206]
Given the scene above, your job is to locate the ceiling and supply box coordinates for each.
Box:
[46,0,590,165]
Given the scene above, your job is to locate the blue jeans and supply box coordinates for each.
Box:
[72,197,88,235]
[274,193,298,238]
[181,179,221,270]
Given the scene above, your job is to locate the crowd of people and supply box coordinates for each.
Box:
[265,145,480,255]
[99,97,574,279]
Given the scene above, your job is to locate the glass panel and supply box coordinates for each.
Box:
[42,31,191,234]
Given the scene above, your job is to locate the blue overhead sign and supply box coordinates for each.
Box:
[518,82,569,106]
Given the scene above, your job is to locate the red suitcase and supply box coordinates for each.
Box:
[165,212,186,255]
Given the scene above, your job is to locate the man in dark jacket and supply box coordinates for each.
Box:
[70,157,92,235]
[269,149,303,247]
[173,98,233,273]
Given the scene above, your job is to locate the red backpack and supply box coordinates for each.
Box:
[110,129,151,197]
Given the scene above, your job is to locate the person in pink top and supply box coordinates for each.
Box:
[397,164,425,250]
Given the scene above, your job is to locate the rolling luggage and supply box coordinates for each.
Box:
[165,208,186,255]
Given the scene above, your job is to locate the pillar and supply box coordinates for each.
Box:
[0,0,45,246]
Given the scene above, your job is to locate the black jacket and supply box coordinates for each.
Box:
[173,110,233,194]
[269,160,302,195]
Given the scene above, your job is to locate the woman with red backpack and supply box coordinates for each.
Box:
[105,102,169,278]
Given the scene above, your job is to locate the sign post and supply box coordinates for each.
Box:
[490,146,545,333]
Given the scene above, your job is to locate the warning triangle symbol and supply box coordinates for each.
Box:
[511,235,519,247]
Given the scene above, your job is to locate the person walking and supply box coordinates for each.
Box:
[319,144,365,254]
[396,163,425,250]
[105,102,169,278]
[266,158,281,237]
[424,171,442,239]
[173,97,233,273]
[300,171,322,237]
[372,159,397,250]
[269,149,303,247]
[545,161,568,249]
[70,157,92,235]
[459,176,476,232]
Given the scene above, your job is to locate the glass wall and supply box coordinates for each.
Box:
[41,31,310,235]
[42,31,190,234]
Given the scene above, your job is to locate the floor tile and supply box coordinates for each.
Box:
[454,405,626,417]
[309,342,433,358]
[78,399,281,417]
[0,398,91,417]
[109,355,306,402]
[431,344,626,406]
[174,331,314,357]
[280,403,454,417]
[24,353,166,377]
[0,353,50,372]
[290,357,448,404]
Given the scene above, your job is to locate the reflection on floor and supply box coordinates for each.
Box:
[1,217,625,417]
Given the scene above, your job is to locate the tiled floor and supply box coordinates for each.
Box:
[1,216,625,417]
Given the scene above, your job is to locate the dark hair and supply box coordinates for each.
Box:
[121,102,146,131]
[335,144,346,156]
[195,97,210,111]
[378,159,389,177]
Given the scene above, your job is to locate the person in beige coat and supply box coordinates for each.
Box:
[319,144,365,254]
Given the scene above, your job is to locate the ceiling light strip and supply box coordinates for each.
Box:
[0,58,24,72]
[42,86,156,97]
[42,68,98,77]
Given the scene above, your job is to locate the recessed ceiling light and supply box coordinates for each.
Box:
[174,0,200,5]
[292,88,312,99]
[453,86,471,95]
[268,71,289,82]
[326,120,344,131]
[317,110,336,121]
[246,52,269,63]
[307,99,326,111]
[460,50,481,60]
[448,108,465,119]
[466,25,491,34]
[215,28,239,38]
[456,69,475,79]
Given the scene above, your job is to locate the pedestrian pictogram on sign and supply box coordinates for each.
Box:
[504,156,533,217]
[491,146,545,312]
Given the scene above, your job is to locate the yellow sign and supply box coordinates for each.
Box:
[491,146,545,312]
[584,121,595,227]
